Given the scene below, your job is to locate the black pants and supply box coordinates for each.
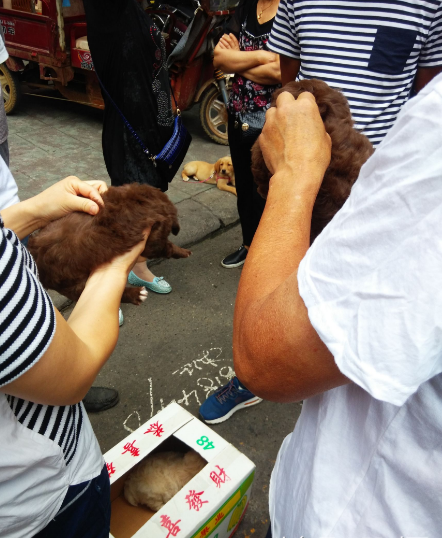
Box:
[228,115,266,248]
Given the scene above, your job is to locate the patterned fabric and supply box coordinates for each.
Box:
[267,0,442,146]
[228,18,281,116]
[0,217,84,466]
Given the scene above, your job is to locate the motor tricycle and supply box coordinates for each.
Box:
[0,0,236,145]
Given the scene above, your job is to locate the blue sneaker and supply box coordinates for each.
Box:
[199,377,262,424]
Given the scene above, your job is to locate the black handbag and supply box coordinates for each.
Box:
[234,110,267,142]
[97,74,191,183]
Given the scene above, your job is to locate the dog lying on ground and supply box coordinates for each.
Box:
[181,156,236,195]
[28,183,191,305]
[251,79,374,242]
[124,450,206,512]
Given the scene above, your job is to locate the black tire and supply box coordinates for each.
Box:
[200,83,229,146]
[0,63,21,115]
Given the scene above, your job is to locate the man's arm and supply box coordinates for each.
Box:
[412,66,442,94]
[280,55,301,86]
[233,92,349,402]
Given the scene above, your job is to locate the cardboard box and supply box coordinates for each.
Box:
[106,403,255,538]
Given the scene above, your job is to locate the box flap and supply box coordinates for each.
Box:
[173,417,228,461]
[104,403,194,484]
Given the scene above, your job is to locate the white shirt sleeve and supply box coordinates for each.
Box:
[297,74,442,406]
[0,156,19,209]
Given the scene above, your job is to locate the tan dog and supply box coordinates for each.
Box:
[181,156,236,195]
[124,450,206,512]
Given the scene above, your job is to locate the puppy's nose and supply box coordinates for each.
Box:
[221,169,226,174]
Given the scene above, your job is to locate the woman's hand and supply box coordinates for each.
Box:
[32,176,108,227]
[1,177,108,239]
[217,33,240,51]
[92,227,152,279]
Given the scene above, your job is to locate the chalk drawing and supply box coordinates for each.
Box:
[123,411,141,433]
[122,347,237,431]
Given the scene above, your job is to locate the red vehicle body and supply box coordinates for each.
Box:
[0,0,234,144]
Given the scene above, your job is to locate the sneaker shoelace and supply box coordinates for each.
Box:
[216,379,238,404]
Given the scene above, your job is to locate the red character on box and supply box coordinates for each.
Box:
[144,421,164,438]
[210,465,230,488]
[122,440,140,457]
[185,490,208,512]
[106,462,116,477]
[160,515,181,537]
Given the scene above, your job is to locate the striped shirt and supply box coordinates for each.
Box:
[0,218,84,465]
[268,1,442,145]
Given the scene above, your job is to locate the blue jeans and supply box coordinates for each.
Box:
[266,524,272,538]
[34,464,111,538]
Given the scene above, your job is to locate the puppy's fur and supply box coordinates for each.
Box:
[28,183,191,305]
[251,79,374,242]
[124,450,207,512]
[181,156,236,195]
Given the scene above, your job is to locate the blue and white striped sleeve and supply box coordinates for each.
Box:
[0,219,56,387]
[267,0,300,58]
[419,1,442,67]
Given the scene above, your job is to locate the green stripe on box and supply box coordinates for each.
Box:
[191,471,255,538]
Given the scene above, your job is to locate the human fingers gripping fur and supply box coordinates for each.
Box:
[251,79,374,243]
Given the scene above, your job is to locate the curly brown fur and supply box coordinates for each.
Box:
[28,184,191,304]
[251,79,374,242]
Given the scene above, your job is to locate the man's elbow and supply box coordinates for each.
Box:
[233,342,300,403]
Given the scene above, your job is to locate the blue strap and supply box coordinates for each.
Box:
[95,69,180,160]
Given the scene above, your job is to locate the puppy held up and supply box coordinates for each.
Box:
[28,183,191,305]
[181,156,236,196]
[251,79,374,243]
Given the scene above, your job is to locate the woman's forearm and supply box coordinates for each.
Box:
[239,59,281,85]
[0,198,46,239]
[213,47,276,74]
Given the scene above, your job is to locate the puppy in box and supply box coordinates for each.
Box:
[124,450,206,511]
[181,156,236,195]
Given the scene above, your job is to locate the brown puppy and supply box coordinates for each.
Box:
[181,156,236,195]
[28,183,191,305]
[251,79,374,243]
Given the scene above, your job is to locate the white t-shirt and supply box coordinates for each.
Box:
[0,155,19,209]
[269,74,442,537]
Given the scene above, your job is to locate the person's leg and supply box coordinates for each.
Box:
[222,117,264,267]
[34,464,111,538]
[265,524,272,538]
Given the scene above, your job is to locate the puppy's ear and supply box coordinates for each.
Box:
[214,160,221,173]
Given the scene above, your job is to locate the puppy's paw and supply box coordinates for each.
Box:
[139,288,148,302]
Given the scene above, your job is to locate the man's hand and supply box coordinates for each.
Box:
[217,33,240,51]
[260,91,331,195]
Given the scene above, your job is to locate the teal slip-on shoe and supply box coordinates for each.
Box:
[128,271,172,294]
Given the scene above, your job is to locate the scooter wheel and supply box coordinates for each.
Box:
[0,63,21,115]
[200,84,229,146]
